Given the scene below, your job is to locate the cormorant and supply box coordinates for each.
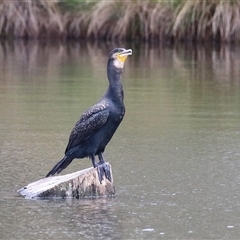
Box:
[46,48,132,183]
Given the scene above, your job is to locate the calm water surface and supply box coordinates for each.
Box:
[1,41,240,239]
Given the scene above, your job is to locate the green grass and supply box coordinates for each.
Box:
[58,0,98,12]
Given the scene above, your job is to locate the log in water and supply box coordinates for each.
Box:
[17,164,115,199]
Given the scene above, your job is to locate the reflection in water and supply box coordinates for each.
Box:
[1,40,240,239]
[1,197,125,239]
[39,198,123,240]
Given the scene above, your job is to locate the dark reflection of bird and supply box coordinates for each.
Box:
[46,48,132,183]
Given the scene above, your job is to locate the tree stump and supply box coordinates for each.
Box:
[17,163,115,199]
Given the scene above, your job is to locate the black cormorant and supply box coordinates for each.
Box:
[46,48,132,183]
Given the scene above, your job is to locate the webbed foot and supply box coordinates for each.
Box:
[96,162,112,184]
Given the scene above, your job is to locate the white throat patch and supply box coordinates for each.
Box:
[113,58,124,69]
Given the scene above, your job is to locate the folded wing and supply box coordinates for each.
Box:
[65,103,109,154]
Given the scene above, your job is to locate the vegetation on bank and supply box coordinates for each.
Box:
[0,0,240,42]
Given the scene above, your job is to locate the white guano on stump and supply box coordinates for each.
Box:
[17,164,115,199]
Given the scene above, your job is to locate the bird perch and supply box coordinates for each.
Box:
[17,163,115,199]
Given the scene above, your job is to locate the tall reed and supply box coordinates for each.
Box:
[172,0,240,42]
[0,0,64,38]
[86,0,173,41]
[1,0,240,42]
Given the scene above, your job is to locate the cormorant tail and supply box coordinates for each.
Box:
[46,155,74,177]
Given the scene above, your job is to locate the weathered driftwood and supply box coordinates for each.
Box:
[17,164,115,199]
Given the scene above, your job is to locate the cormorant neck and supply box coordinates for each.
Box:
[106,62,124,102]
[107,61,123,84]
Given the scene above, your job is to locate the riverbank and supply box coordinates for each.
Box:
[0,0,240,43]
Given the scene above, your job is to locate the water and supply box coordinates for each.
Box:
[1,40,240,239]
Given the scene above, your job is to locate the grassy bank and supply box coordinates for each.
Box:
[0,0,240,42]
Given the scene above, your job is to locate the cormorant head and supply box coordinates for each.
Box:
[109,48,132,69]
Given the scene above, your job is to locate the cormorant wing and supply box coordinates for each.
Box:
[65,102,109,154]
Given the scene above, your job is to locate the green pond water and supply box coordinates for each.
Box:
[1,40,240,239]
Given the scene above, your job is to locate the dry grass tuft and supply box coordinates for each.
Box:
[1,0,240,42]
[63,11,89,39]
[172,0,240,42]
[0,0,64,38]
[86,0,173,41]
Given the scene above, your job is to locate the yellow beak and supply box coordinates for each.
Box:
[117,49,132,63]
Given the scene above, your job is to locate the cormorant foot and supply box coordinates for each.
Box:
[95,162,112,184]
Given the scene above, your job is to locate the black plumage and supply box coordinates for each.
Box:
[46,48,132,183]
